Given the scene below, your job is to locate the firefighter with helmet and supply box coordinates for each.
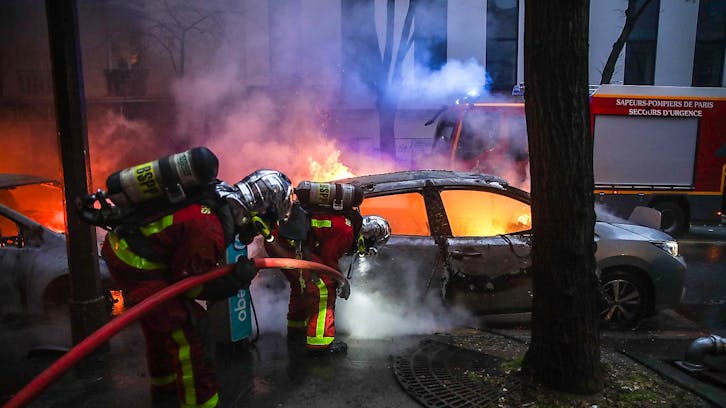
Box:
[358,215,391,255]
[100,169,293,408]
[265,183,391,356]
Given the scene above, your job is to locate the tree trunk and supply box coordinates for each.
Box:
[521,0,602,394]
[600,0,654,84]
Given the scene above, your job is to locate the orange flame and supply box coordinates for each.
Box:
[0,183,66,233]
[307,150,356,181]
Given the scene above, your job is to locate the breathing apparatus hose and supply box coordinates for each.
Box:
[3,258,345,408]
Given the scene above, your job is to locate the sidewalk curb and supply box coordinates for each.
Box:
[624,350,726,407]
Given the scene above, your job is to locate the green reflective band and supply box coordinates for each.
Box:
[311,219,332,228]
[108,233,168,270]
[151,374,175,386]
[172,329,197,406]
[182,393,219,408]
[139,215,174,236]
[251,215,272,240]
[306,279,333,346]
[287,319,307,328]
[357,235,366,255]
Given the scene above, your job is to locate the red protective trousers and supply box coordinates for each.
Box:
[101,204,225,408]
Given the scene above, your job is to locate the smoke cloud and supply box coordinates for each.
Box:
[336,255,477,338]
[245,238,477,339]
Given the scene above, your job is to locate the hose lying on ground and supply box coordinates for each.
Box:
[3,257,344,408]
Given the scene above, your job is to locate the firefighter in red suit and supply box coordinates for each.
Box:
[265,203,352,355]
[101,169,293,408]
[265,200,391,356]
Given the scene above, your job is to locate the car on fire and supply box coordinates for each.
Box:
[338,170,686,329]
[0,174,112,323]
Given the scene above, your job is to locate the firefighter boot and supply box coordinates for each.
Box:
[287,328,306,344]
[307,339,347,357]
[150,388,179,408]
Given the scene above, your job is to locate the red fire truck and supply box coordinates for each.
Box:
[428,84,726,236]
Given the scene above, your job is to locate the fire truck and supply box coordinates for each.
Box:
[427,84,726,236]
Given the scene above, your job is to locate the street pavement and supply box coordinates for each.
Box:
[1,223,725,407]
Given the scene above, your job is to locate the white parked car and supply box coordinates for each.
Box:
[0,174,112,323]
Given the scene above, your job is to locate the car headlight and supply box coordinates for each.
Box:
[653,240,679,257]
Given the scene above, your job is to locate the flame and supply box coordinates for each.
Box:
[361,190,532,237]
[307,150,356,181]
[0,183,66,233]
[110,290,125,316]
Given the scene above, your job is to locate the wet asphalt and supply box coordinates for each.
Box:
[1,224,725,407]
[0,315,429,408]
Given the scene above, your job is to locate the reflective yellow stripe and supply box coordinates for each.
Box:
[306,279,333,346]
[139,215,174,236]
[287,319,307,328]
[311,219,332,228]
[185,286,203,298]
[181,393,219,408]
[107,233,167,270]
[150,374,175,386]
[171,329,197,405]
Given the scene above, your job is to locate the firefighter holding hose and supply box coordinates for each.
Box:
[265,181,391,356]
[98,152,293,408]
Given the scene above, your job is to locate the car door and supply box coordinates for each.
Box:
[352,191,440,301]
[0,211,30,317]
[438,188,533,314]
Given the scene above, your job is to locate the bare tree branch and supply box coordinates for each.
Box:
[600,0,655,84]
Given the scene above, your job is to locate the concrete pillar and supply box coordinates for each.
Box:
[654,0,700,85]
[447,0,486,66]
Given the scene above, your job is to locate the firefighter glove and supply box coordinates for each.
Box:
[231,257,258,289]
[337,278,351,300]
[203,258,258,301]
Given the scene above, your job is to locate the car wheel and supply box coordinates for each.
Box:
[599,269,652,330]
[652,201,688,236]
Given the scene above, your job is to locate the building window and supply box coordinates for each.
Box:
[413,0,447,70]
[16,70,52,97]
[692,1,726,87]
[624,0,660,85]
[486,0,518,92]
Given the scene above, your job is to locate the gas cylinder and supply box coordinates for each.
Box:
[295,181,363,211]
[106,146,219,207]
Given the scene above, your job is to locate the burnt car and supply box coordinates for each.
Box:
[338,170,686,329]
[0,174,112,322]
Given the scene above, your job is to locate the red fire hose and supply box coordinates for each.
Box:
[3,257,344,408]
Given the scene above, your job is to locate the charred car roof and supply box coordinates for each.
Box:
[336,170,513,196]
[0,173,59,189]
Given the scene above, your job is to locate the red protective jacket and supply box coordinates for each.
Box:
[101,203,227,408]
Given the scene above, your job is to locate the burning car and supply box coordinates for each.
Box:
[338,170,686,329]
[0,174,112,323]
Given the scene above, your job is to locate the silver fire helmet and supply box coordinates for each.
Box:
[230,169,293,227]
[359,215,391,255]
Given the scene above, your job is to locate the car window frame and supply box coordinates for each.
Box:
[431,185,533,239]
[360,188,433,237]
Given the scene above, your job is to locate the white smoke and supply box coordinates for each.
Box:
[336,254,477,338]
[397,58,489,106]
[244,237,477,339]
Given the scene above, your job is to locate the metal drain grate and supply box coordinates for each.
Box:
[392,339,518,408]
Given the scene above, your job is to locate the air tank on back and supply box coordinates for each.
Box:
[105,146,219,207]
[295,181,363,211]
